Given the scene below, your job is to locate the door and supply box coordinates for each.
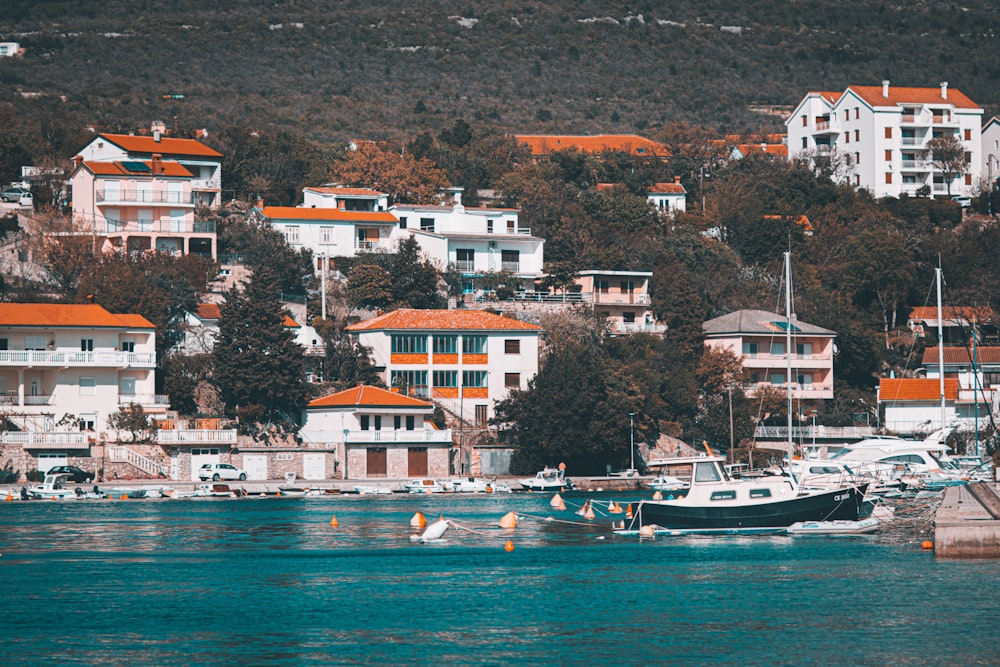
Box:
[408,447,428,477]
[242,455,268,481]
[190,448,220,481]
[37,452,68,476]
[120,377,136,400]
[303,453,325,480]
[366,447,387,478]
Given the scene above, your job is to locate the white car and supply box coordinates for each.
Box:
[18,192,32,207]
[198,462,247,482]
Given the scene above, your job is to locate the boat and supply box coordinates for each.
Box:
[278,486,322,497]
[623,253,868,533]
[26,473,78,500]
[448,477,512,493]
[354,484,393,495]
[403,478,447,494]
[519,467,573,492]
[102,487,148,499]
[648,475,689,492]
[786,517,880,535]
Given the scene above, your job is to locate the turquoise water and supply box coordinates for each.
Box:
[2,493,997,666]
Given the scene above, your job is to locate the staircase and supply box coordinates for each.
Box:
[107,446,168,478]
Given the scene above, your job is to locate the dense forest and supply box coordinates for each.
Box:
[2,1,1000,472]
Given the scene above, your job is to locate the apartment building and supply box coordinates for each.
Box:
[346,309,542,426]
[787,81,983,199]
[703,309,836,407]
[575,270,664,335]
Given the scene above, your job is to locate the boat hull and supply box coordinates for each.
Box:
[634,484,868,530]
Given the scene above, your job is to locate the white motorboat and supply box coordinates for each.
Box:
[648,475,688,492]
[448,477,512,493]
[786,517,881,535]
[404,478,447,494]
[519,467,573,492]
[354,485,393,495]
[26,473,77,500]
[102,487,148,499]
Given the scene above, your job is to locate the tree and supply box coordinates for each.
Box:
[841,230,915,348]
[107,403,155,443]
[927,136,967,199]
[387,236,444,309]
[211,266,307,425]
[346,264,393,311]
[330,142,448,204]
[219,215,313,294]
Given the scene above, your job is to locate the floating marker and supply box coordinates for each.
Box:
[652,490,663,500]
[329,515,339,527]
[504,540,515,552]
[626,503,633,519]
[5,492,11,502]
[583,502,596,520]
[639,525,655,538]
[419,518,449,542]
[921,540,934,550]
[410,512,427,528]
[609,501,622,514]
[575,499,589,517]
[498,511,518,529]
[550,493,564,508]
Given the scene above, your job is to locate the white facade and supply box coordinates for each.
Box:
[254,205,399,266]
[646,180,687,215]
[302,186,390,212]
[346,309,542,424]
[0,304,165,442]
[982,117,1000,191]
[0,42,19,57]
[787,82,983,199]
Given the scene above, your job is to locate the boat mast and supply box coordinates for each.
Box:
[785,251,798,491]
[936,266,946,432]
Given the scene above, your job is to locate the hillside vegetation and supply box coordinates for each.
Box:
[1,0,999,145]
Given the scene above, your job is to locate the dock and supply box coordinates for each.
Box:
[934,482,1000,558]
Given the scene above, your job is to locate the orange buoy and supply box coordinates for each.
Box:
[550,493,564,508]
[553,496,566,511]
[499,511,518,529]
[6,492,12,502]
[652,490,663,500]
[504,540,515,552]
[626,503,633,519]
[329,515,339,527]
[583,502,596,520]
[122,494,129,500]
[639,525,655,538]
[410,512,427,528]
[609,501,622,514]
[921,540,934,550]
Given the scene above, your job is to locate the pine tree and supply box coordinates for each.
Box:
[212,266,307,424]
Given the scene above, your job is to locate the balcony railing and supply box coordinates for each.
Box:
[0,431,91,447]
[190,178,221,190]
[0,350,156,368]
[156,429,238,444]
[118,394,170,407]
[96,189,195,205]
[103,219,216,235]
[355,240,386,250]
[455,260,475,272]
[345,428,453,444]
[501,261,520,272]
[24,395,53,406]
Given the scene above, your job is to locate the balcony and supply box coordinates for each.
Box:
[103,219,216,235]
[500,261,520,272]
[355,240,388,251]
[118,394,171,407]
[813,120,840,135]
[96,189,195,205]
[156,429,238,444]
[900,137,926,147]
[592,292,648,305]
[455,260,475,272]
[0,350,156,368]
[0,431,91,448]
[344,428,453,444]
[190,178,221,191]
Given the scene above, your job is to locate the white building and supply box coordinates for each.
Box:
[877,377,959,436]
[392,193,545,293]
[575,270,665,335]
[346,308,542,425]
[647,179,687,216]
[981,116,1000,191]
[300,384,452,479]
[787,81,983,199]
[0,42,20,57]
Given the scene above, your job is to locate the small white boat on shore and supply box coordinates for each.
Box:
[519,467,573,492]
[448,477,512,493]
[26,473,77,500]
[354,485,393,495]
[404,478,447,494]
[786,517,880,535]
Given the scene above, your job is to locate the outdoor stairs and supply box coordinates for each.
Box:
[108,446,168,478]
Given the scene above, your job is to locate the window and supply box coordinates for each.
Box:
[398,216,408,229]
[406,415,415,430]
[750,489,772,498]
[620,280,634,294]
[321,226,333,243]
[391,335,427,354]
[505,339,520,354]
[475,405,488,426]
[797,373,813,387]
[695,462,722,482]
[504,373,520,388]
[80,338,94,352]
[965,129,972,141]
[711,490,737,501]
[456,248,474,271]
[433,335,457,354]
[886,173,893,184]
[843,110,849,122]
[501,249,519,271]
[391,370,428,397]
[855,107,860,120]
[79,415,96,431]
[420,217,434,232]
[795,342,812,356]
[433,370,458,388]
[596,280,610,293]
[854,129,859,141]
[965,174,972,186]
[770,342,785,356]
[742,342,758,357]
[463,370,488,387]
[462,335,486,354]
[360,415,370,431]
[0,338,7,351]
[770,373,786,385]
[394,416,401,430]
[25,336,46,351]
[121,340,135,353]
[801,137,807,149]
[885,127,892,139]
[374,415,382,430]
[801,115,807,127]
[284,226,300,244]
[487,220,493,234]
[80,377,96,396]
[623,311,636,324]
[885,149,892,161]
[854,152,859,165]
[844,132,850,144]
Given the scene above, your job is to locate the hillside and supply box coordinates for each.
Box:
[1,0,999,144]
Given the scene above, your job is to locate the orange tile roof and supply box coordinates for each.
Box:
[261,206,398,223]
[514,134,670,158]
[0,303,154,328]
[304,187,386,197]
[98,133,223,158]
[908,306,994,323]
[307,384,433,408]
[879,377,959,402]
[195,303,222,320]
[347,309,542,332]
[736,143,788,157]
[82,160,193,178]
[922,346,1000,365]
[649,182,686,194]
[847,85,979,110]
[283,315,300,328]
[763,214,813,231]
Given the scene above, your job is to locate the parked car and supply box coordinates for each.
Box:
[198,462,247,482]
[46,465,94,483]
[1,187,28,202]
[952,195,972,208]
[18,192,32,207]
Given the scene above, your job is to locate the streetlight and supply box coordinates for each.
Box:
[628,412,636,474]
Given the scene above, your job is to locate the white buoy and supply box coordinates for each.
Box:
[416,518,449,543]
[550,493,564,508]
[639,525,655,538]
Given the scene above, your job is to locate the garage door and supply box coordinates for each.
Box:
[303,453,325,480]
[366,447,387,478]
[190,448,220,481]
[37,452,68,475]
[243,455,268,481]
[408,447,428,477]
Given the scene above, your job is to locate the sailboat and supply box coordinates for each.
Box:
[621,252,869,534]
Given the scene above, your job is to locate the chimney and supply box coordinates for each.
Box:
[153,130,161,142]
[256,197,264,209]
[674,175,681,184]
[151,153,162,176]
[151,120,166,140]
[882,80,890,97]
[940,81,948,99]
[74,155,83,168]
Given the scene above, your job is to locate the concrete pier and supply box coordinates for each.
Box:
[934,482,1000,558]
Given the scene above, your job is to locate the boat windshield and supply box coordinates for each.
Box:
[693,461,724,483]
[930,452,960,471]
[827,448,853,460]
